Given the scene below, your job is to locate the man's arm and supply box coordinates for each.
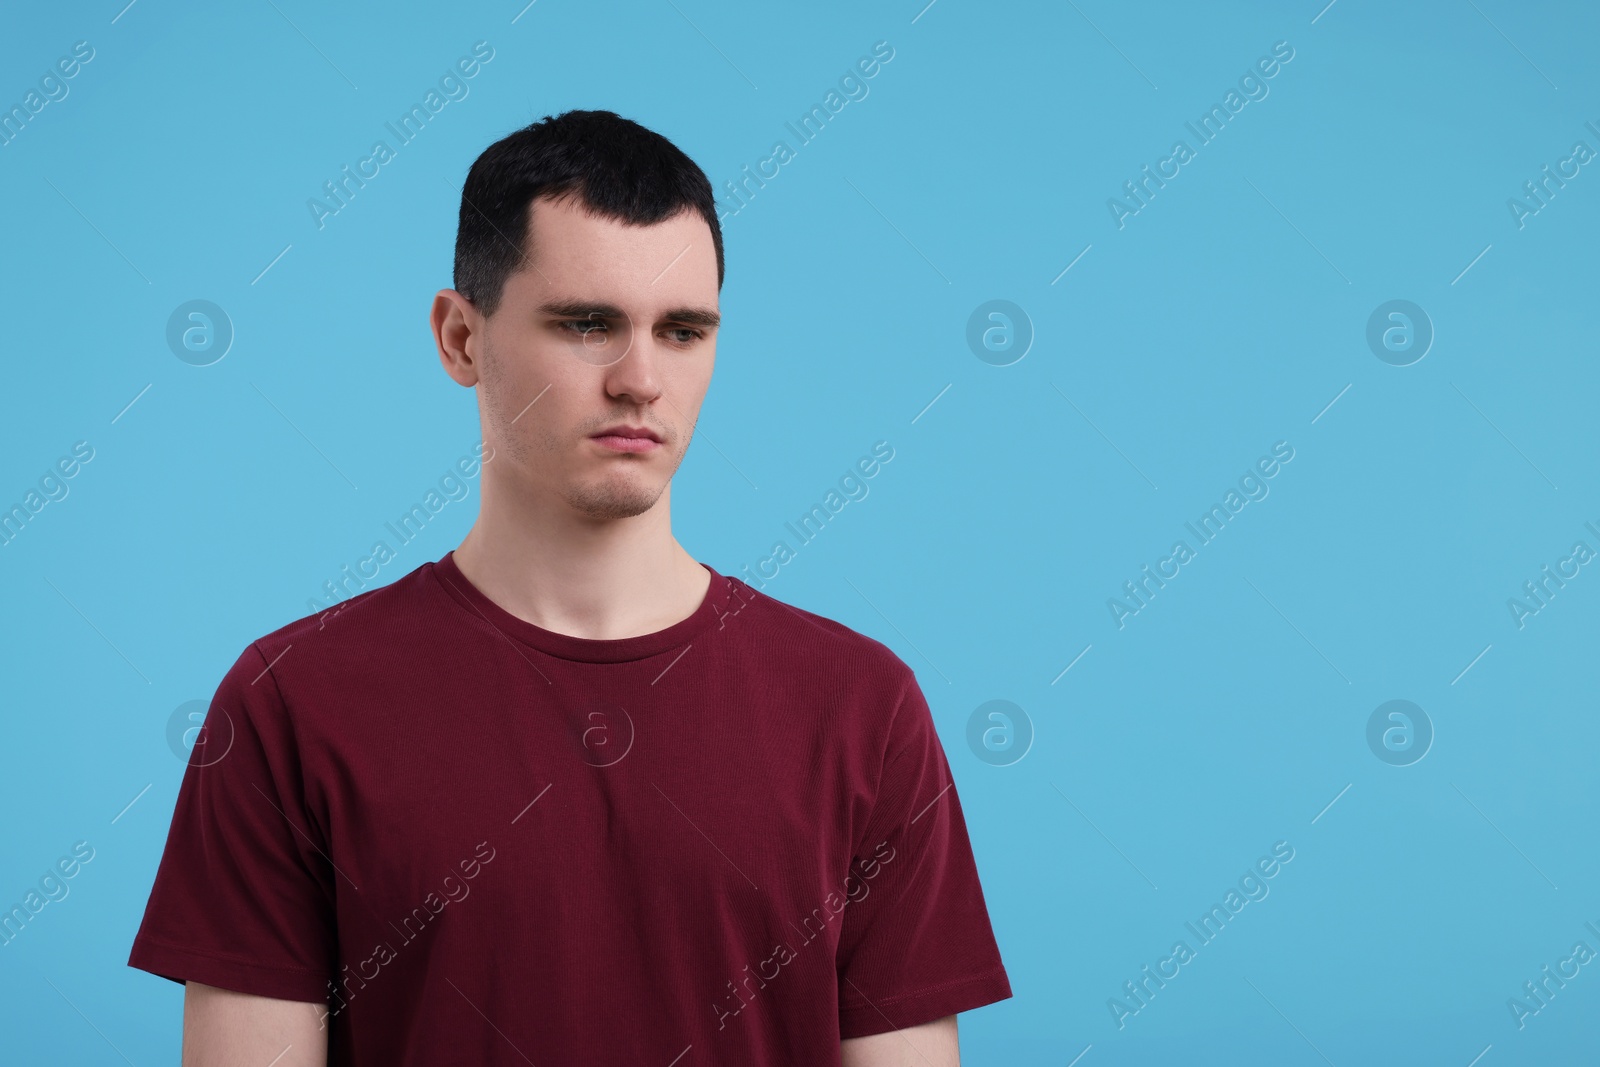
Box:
[182,982,328,1067]
[841,1014,959,1067]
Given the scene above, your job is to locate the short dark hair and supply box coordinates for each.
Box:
[452,109,724,318]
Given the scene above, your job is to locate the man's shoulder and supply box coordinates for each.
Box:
[236,559,439,674]
[732,577,915,687]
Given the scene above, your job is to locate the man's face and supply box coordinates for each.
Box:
[470,194,720,522]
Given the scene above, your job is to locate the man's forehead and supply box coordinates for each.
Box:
[517,195,717,292]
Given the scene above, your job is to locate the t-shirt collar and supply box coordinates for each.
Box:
[430,550,734,664]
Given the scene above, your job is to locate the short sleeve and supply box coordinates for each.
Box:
[835,672,1012,1038]
[127,642,336,1002]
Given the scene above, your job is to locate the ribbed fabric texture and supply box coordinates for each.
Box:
[128,552,1011,1065]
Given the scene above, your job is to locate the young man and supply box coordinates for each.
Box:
[129,109,1011,1066]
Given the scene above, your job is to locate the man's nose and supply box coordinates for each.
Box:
[602,323,661,404]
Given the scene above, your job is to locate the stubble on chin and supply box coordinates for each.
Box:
[568,433,688,520]
[562,478,660,521]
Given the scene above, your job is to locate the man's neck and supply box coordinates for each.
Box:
[450,483,710,642]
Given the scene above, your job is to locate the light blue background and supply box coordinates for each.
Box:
[2,1,1597,1063]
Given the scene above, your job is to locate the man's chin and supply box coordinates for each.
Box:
[563,480,664,521]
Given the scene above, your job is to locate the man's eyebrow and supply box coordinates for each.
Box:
[662,306,721,329]
[537,299,624,320]
[536,300,719,329]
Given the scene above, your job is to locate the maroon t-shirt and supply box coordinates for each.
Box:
[128,551,1011,1064]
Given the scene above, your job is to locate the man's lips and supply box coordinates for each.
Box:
[591,427,662,453]
[591,426,660,441]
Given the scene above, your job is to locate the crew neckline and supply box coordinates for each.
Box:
[429,550,734,664]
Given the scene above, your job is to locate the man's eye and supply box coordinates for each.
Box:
[665,328,701,344]
[561,319,607,335]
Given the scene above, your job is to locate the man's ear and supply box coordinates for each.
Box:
[432,289,483,387]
